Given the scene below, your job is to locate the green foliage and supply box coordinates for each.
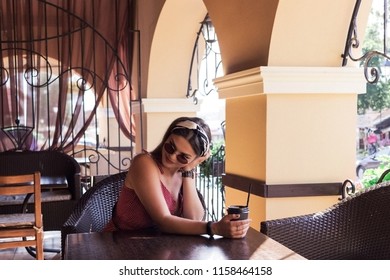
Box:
[363,8,382,52]
[199,140,225,178]
[361,155,390,187]
[359,80,390,114]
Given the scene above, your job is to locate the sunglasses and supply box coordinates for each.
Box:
[163,141,191,164]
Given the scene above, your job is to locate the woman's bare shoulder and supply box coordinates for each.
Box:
[125,152,160,188]
[128,152,159,174]
[131,152,155,166]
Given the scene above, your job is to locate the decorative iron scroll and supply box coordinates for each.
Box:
[339,179,356,200]
[342,0,390,84]
[71,148,132,174]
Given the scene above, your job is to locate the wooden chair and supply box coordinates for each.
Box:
[0,172,44,260]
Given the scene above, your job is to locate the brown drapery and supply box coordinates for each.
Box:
[0,0,136,152]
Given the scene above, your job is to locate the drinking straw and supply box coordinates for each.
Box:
[246,184,252,207]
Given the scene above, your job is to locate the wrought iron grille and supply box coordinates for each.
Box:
[0,0,141,183]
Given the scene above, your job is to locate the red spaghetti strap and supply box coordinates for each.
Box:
[141,149,164,174]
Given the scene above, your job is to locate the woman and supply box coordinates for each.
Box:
[104,116,251,238]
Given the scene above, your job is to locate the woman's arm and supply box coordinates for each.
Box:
[180,152,210,220]
[181,175,206,220]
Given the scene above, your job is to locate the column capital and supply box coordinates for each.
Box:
[214,66,366,99]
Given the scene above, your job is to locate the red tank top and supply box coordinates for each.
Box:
[104,181,183,232]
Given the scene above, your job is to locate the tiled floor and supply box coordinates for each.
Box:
[0,231,61,260]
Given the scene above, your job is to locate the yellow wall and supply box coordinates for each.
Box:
[224,92,350,227]
[266,93,357,184]
[225,94,266,180]
[265,195,338,221]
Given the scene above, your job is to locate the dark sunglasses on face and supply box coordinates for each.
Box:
[163,141,191,164]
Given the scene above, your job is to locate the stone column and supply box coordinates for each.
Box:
[215,66,366,230]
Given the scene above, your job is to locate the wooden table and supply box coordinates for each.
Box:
[64,227,305,260]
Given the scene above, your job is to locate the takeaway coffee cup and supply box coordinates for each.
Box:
[227,205,249,220]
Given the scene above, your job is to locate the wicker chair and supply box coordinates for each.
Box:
[61,171,126,258]
[260,181,390,260]
[0,150,81,231]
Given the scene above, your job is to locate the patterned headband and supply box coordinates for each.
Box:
[171,120,210,157]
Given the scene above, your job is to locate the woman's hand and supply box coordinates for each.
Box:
[211,214,251,238]
[182,149,211,172]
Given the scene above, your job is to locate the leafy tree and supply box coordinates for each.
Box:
[358,7,390,114]
[359,80,390,114]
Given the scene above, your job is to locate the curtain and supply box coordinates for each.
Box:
[0,0,136,152]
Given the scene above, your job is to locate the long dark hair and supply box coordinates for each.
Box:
[150,117,212,164]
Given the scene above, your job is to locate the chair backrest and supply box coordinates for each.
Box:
[0,172,42,225]
[0,172,43,259]
[61,171,126,256]
[0,150,81,199]
[260,181,390,260]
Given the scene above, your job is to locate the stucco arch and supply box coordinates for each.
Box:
[203,0,372,73]
[147,0,206,99]
[140,0,374,101]
[269,0,372,67]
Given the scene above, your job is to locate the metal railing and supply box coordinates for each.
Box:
[196,144,225,221]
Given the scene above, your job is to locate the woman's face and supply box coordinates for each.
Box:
[162,134,197,168]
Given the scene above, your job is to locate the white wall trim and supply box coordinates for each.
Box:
[214,66,367,99]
